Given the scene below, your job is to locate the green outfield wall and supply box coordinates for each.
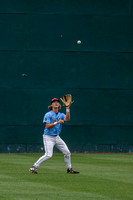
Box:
[0,0,133,152]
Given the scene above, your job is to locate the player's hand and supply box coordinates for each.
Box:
[57,120,64,124]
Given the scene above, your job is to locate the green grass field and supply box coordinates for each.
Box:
[0,153,133,200]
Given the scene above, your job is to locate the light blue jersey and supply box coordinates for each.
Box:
[43,111,66,136]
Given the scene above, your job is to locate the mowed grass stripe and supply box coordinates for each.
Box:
[0,153,133,200]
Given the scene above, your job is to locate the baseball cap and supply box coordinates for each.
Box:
[51,98,60,104]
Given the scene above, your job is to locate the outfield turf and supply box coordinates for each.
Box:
[0,153,133,200]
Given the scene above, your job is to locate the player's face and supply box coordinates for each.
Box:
[51,101,59,111]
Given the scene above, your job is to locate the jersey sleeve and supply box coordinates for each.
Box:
[43,113,51,124]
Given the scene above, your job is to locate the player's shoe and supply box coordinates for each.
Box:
[29,166,38,174]
[67,168,79,174]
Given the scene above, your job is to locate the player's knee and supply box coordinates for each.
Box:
[45,153,53,159]
[64,151,71,157]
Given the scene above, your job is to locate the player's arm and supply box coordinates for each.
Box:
[64,106,70,122]
[46,120,64,129]
[43,114,63,129]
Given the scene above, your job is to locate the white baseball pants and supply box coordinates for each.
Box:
[33,135,71,169]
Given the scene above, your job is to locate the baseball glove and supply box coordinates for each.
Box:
[60,94,73,107]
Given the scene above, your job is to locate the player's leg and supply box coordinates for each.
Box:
[55,136,79,174]
[29,135,55,173]
[55,136,71,168]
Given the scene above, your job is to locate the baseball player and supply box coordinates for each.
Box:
[29,98,79,174]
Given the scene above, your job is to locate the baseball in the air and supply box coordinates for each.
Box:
[77,40,81,44]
